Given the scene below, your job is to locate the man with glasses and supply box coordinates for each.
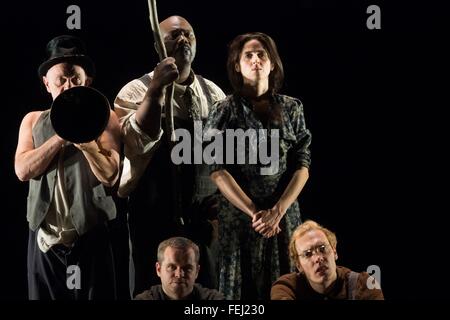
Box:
[271,220,384,300]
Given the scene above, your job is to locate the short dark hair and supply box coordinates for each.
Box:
[227,32,284,95]
[157,237,200,264]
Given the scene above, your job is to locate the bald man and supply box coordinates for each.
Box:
[114,16,225,296]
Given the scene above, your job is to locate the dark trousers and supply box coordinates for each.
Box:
[108,195,131,300]
[27,223,117,300]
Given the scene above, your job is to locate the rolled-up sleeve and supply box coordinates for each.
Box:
[114,77,164,197]
[121,112,163,158]
[203,99,232,174]
[290,100,312,169]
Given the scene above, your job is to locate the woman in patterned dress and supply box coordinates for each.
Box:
[204,32,312,299]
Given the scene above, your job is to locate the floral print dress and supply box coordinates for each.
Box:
[204,93,312,299]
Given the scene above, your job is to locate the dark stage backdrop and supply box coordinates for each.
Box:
[0,0,447,301]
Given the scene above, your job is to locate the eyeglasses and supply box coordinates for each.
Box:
[298,244,330,260]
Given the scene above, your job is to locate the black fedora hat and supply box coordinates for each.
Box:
[38,35,95,79]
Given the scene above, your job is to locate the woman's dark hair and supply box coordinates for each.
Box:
[227,32,284,95]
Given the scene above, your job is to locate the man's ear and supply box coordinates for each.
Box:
[156,262,162,277]
[42,76,51,93]
[295,261,303,273]
[85,77,93,87]
[333,247,338,261]
[195,264,200,279]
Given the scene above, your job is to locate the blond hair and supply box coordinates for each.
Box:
[289,220,337,268]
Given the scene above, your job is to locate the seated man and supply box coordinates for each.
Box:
[271,220,384,300]
[135,237,224,300]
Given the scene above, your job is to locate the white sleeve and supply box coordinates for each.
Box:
[118,112,164,198]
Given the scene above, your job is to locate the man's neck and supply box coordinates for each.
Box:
[163,290,194,300]
[176,65,193,85]
[309,272,338,294]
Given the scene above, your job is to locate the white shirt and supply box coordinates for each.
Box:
[114,72,226,197]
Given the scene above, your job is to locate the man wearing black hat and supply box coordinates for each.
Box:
[14,35,121,299]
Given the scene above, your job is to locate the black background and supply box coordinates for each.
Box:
[0,0,448,301]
